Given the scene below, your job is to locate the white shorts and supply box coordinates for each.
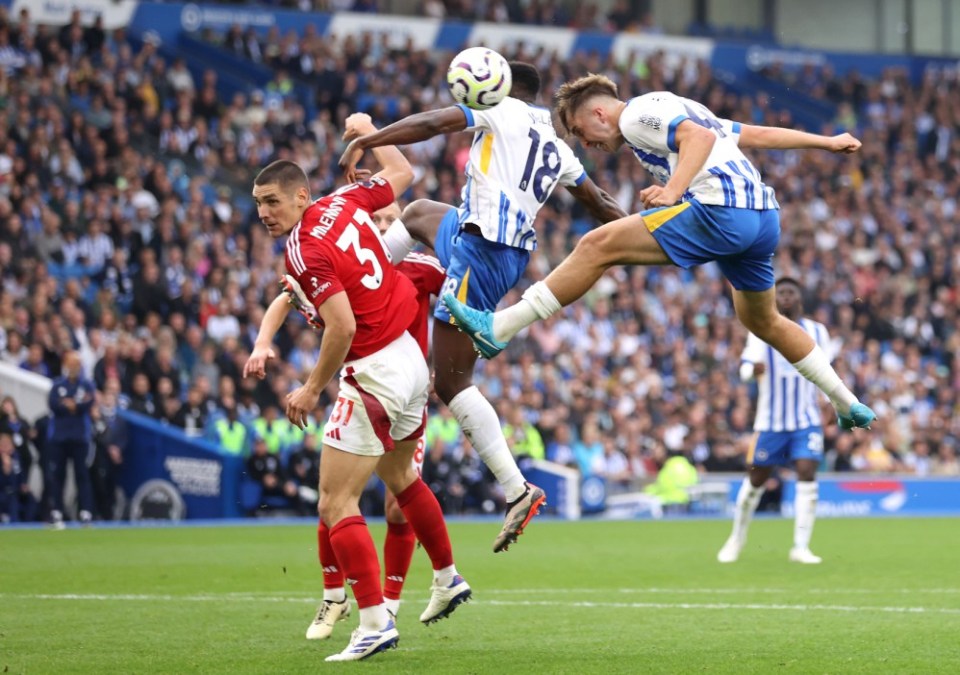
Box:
[323,331,429,457]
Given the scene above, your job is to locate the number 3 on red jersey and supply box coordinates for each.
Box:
[335,209,383,290]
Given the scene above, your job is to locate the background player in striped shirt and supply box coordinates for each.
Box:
[445,73,876,433]
[339,63,628,552]
[718,277,831,564]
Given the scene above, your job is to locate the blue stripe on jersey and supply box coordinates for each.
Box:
[708,167,733,207]
[631,146,670,172]
[574,171,587,186]
[762,187,768,210]
[792,377,800,431]
[463,174,472,215]
[497,192,509,244]
[780,370,788,432]
[732,121,742,134]
[666,115,688,152]
[726,160,755,210]
[515,210,527,248]
[742,160,762,211]
[456,103,475,127]
[519,228,536,249]
[766,346,776,430]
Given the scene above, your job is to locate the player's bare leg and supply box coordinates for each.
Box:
[731,288,874,429]
[400,199,450,248]
[444,214,670,356]
[433,320,545,551]
[319,446,397,662]
[378,440,471,621]
[380,199,450,261]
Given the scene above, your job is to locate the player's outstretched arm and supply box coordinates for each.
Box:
[338,107,468,177]
[285,291,355,429]
[566,177,629,225]
[341,112,415,197]
[738,125,861,154]
[244,293,292,380]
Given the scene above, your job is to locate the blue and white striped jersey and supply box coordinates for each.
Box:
[620,92,779,211]
[456,97,587,251]
[742,319,832,432]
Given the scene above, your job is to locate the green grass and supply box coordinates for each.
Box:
[3,517,959,674]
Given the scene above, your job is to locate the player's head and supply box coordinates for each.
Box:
[775,277,804,318]
[371,201,402,235]
[555,73,625,152]
[252,160,311,238]
[507,61,541,103]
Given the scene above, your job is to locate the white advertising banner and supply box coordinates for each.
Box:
[327,12,441,51]
[468,22,575,57]
[14,0,140,29]
[612,33,715,69]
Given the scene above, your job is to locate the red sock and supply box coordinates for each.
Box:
[383,521,416,600]
[328,515,383,609]
[317,520,344,589]
[396,479,453,571]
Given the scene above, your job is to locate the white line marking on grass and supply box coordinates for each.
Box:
[483,600,960,615]
[5,593,960,616]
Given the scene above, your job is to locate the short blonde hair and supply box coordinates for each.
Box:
[554,74,619,134]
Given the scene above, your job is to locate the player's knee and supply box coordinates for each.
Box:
[385,500,405,524]
[741,309,780,340]
[576,227,617,266]
[400,200,431,243]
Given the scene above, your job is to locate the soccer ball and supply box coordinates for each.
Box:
[447,47,512,111]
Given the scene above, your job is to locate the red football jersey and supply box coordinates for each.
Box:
[284,178,417,360]
[396,252,445,358]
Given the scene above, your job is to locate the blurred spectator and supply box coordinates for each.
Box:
[0,396,38,522]
[45,351,95,526]
[245,435,296,511]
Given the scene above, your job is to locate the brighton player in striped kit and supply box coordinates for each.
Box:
[340,63,628,552]
[718,277,831,564]
[444,74,876,433]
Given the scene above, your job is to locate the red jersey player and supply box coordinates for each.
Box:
[303,199,447,642]
[244,114,469,662]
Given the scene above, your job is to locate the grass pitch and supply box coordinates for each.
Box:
[2,517,959,674]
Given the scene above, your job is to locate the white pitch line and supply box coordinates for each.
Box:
[4,593,959,616]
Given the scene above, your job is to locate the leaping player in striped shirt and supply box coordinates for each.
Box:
[443,74,876,435]
[719,277,832,564]
[339,63,629,552]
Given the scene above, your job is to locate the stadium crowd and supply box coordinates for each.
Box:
[0,5,957,523]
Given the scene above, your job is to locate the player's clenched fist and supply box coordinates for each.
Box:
[827,133,861,154]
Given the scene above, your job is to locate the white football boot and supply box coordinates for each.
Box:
[788,547,823,564]
[419,575,472,624]
[324,620,398,662]
[306,599,351,640]
[717,536,744,563]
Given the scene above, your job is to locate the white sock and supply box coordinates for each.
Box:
[794,480,818,551]
[731,478,765,543]
[448,386,526,501]
[434,564,459,588]
[492,282,562,342]
[384,597,400,617]
[791,345,857,415]
[359,603,390,631]
[381,219,415,263]
[323,587,346,603]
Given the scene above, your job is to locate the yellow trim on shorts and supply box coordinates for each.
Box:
[449,268,472,324]
[746,432,758,465]
[480,134,494,174]
[642,201,692,233]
